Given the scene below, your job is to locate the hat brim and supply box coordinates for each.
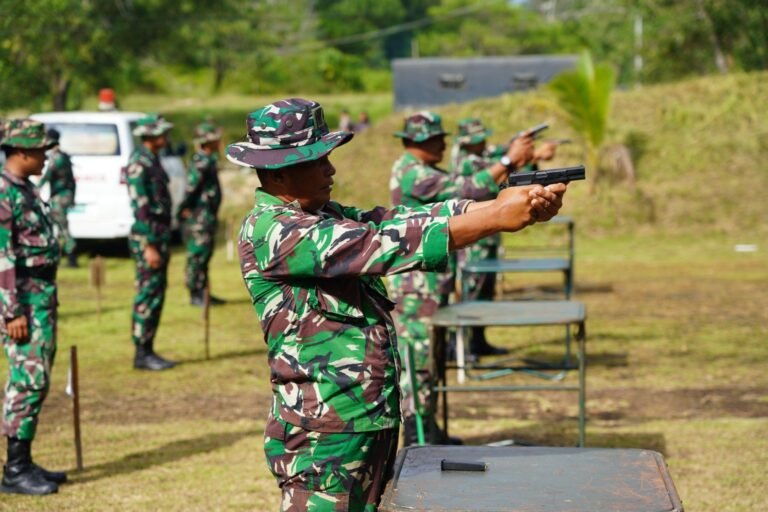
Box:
[455,129,493,145]
[0,136,57,150]
[393,131,449,143]
[226,130,353,170]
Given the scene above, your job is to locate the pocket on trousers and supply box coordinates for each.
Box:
[283,488,349,512]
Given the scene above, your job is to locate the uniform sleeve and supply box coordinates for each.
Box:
[0,190,21,321]
[177,157,205,215]
[240,207,454,280]
[339,199,470,225]
[126,160,156,247]
[404,164,499,203]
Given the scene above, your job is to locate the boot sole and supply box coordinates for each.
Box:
[0,484,58,495]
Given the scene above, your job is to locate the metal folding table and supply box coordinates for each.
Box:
[428,300,587,446]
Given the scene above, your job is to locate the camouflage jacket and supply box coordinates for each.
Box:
[239,189,470,433]
[0,169,60,321]
[178,151,221,230]
[451,149,501,249]
[389,151,499,297]
[126,146,172,247]
[39,147,76,200]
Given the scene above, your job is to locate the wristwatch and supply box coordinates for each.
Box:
[499,155,516,171]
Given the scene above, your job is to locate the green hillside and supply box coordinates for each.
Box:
[328,71,768,238]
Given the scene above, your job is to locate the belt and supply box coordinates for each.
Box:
[16,265,57,281]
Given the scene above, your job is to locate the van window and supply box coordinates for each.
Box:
[49,123,120,156]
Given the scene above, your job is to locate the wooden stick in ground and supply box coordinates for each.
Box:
[70,346,83,471]
[203,286,210,360]
[89,256,105,320]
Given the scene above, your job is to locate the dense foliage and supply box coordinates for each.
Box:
[0,0,764,110]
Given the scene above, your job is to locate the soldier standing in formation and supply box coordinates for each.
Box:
[126,114,176,371]
[388,111,534,446]
[178,121,225,306]
[38,129,78,268]
[0,120,66,495]
[226,98,566,511]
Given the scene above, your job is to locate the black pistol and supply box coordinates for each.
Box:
[507,165,586,187]
[510,122,549,142]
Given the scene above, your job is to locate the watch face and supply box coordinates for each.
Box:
[500,156,511,167]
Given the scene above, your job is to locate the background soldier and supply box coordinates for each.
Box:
[388,111,534,446]
[0,120,66,495]
[226,98,565,511]
[38,129,77,268]
[178,121,225,306]
[126,114,176,371]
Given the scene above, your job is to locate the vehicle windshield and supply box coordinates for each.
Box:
[48,123,120,156]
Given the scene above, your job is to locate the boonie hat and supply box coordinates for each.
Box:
[226,98,353,170]
[454,118,492,145]
[193,121,222,145]
[1,119,56,150]
[393,111,448,142]
[132,113,173,137]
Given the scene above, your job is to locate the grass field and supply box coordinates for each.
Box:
[2,72,767,510]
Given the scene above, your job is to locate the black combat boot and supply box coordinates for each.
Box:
[1,438,58,495]
[469,327,509,357]
[66,252,79,268]
[190,291,204,306]
[190,290,226,306]
[133,342,176,371]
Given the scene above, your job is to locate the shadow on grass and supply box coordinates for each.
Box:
[181,347,265,365]
[74,427,260,483]
[59,305,125,319]
[464,428,667,455]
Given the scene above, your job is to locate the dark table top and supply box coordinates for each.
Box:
[430,301,585,328]
[381,445,683,512]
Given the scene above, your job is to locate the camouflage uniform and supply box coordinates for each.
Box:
[228,99,472,511]
[126,115,173,349]
[389,112,500,423]
[178,122,222,297]
[0,120,59,442]
[450,118,502,302]
[39,141,76,257]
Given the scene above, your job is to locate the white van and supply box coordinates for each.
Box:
[30,111,186,240]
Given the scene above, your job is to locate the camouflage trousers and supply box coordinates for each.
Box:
[392,293,447,420]
[129,236,169,347]
[457,243,498,301]
[264,416,398,512]
[2,278,57,441]
[49,194,76,256]
[183,224,215,294]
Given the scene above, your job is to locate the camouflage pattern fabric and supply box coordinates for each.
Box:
[451,149,502,301]
[0,169,60,441]
[264,415,398,512]
[132,113,173,138]
[388,150,499,420]
[238,189,470,433]
[179,151,222,294]
[393,111,449,142]
[125,146,172,346]
[39,147,76,255]
[226,98,353,170]
[0,119,55,150]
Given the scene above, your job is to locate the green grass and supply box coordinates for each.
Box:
[2,71,767,510]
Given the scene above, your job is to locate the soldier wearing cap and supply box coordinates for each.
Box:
[389,111,534,446]
[178,121,225,306]
[227,98,565,511]
[0,119,67,495]
[38,129,77,268]
[126,114,176,371]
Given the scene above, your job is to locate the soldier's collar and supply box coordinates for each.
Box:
[254,188,302,209]
[1,168,29,186]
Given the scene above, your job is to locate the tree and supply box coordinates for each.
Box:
[549,51,615,192]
